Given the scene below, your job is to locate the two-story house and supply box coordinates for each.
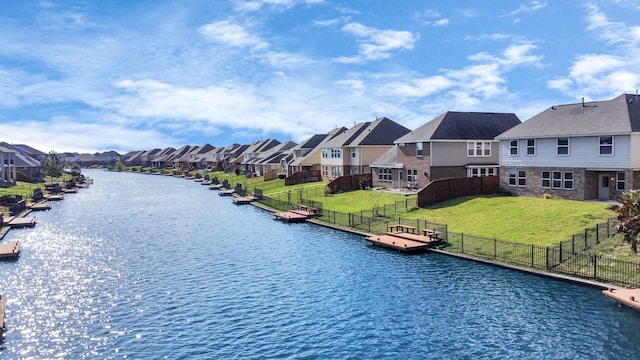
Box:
[288,128,347,176]
[0,145,17,186]
[319,117,410,181]
[496,93,640,201]
[371,112,520,189]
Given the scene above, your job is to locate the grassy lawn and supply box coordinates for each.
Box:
[407,195,614,247]
[307,189,417,213]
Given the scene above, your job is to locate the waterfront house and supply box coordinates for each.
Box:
[496,93,640,201]
[253,141,297,178]
[95,151,121,166]
[187,144,216,170]
[319,117,410,181]
[140,149,163,168]
[0,145,17,187]
[370,112,520,190]
[0,142,45,182]
[123,150,144,167]
[288,128,347,176]
[237,139,281,176]
[220,143,250,173]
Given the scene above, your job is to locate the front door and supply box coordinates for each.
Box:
[599,174,610,200]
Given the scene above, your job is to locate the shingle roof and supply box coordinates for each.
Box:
[496,93,640,139]
[396,111,521,143]
[323,117,410,148]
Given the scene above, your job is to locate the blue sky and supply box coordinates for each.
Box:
[1,0,639,154]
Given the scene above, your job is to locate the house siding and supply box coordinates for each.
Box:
[631,134,640,168]
[431,141,500,167]
[500,135,631,168]
[397,143,430,186]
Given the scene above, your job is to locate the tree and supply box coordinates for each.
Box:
[609,190,640,254]
[40,150,65,181]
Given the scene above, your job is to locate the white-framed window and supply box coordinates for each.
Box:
[541,171,551,188]
[322,166,328,176]
[557,138,569,155]
[552,171,562,188]
[468,166,497,177]
[526,139,536,155]
[564,172,574,189]
[331,148,341,158]
[416,142,423,157]
[617,172,625,190]
[467,141,491,157]
[510,140,518,156]
[351,148,357,158]
[507,169,526,186]
[518,170,526,186]
[599,136,613,155]
[331,166,340,178]
[406,169,417,182]
[377,168,392,182]
[321,148,328,158]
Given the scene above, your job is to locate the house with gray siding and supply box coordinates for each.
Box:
[496,93,640,201]
[371,112,520,190]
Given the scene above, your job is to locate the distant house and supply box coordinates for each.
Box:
[288,128,347,176]
[0,142,45,182]
[123,150,144,167]
[95,151,121,166]
[319,117,410,181]
[497,93,640,201]
[371,112,520,190]
[253,141,297,177]
[237,139,281,175]
[0,145,17,187]
[140,149,162,168]
[187,144,216,170]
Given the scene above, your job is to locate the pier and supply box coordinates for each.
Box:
[0,294,5,330]
[603,288,640,311]
[0,241,20,259]
[366,227,442,253]
[273,205,318,222]
[3,216,37,228]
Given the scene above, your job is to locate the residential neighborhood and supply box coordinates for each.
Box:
[2,93,640,202]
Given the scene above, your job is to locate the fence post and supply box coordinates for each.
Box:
[494,238,497,259]
[593,255,597,279]
[596,224,600,244]
[546,247,549,270]
[559,242,563,262]
[368,217,371,233]
[461,233,464,253]
[531,244,534,268]
[572,236,575,255]
[584,228,588,245]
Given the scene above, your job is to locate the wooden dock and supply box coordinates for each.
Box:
[366,230,441,253]
[28,201,52,211]
[233,196,256,205]
[209,184,223,190]
[273,205,318,222]
[0,241,20,259]
[0,294,5,330]
[44,194,64,201]
[3,216,37,228]
[63,187,78,193]
[218,189,235,196]
[603,288,640,311]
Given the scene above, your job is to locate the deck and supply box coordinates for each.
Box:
[28,201,52,211]
[0,241,20,259]
[3,216,37,228]
[0,294,5,330]
[209,184,223,190]
[273,211,310,222]
[603,288,640,311]
[218,189,235,196]
[233,196,256,205]
[365,230,441,253]
[44,194,64,201]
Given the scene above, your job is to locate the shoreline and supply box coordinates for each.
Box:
[250,199,621,291]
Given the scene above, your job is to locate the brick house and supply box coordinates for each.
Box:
[371,112,520,190]
[496,93,640,201]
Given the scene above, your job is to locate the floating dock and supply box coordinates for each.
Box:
[0,294,5,330]
[44,194,64,201]
[0,241,20,259]
[3,216,37,228]
[218,189,235,196]
[209,184,223,190]
[273,206,318,222]
[366,230,441,253]
[233,196,256,205]
[28,201,52,211]
[603,288,640,311]
[63,187,78,193]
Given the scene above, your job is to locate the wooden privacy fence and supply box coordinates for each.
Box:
[285,170,321,186]
[417,176,499,207]
[328,173,372,193]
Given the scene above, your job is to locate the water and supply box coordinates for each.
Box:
[0,169,639,359]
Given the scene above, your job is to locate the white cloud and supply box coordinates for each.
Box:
[199,20,269,50]
[413,9,450,27]
[506,1,547,16]
[232,0,325,12]
[335,23,417,63]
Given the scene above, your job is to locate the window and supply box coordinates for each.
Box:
[321,148,328,158]
[617,172,625,190]
[331,166,340,178]
[416,143,423,157]
[541,171,551,188]
[468,166,497,177]
[331,148,342,158]
[564,172,574,189]
[322,166,328,177]
[467,141,491,157]
[599,136,613,155]
[552,171,562,188]
[557,138,569,155]
[406,169,417,183]
[508,170,516,186]
[518,170,526,186]
[378,168,392,182]
[510,140,518,156]
[351,148,357,158]
[526,139,536,155]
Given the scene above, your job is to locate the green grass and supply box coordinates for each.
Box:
[405,195,614,247]
[307,189,416,213]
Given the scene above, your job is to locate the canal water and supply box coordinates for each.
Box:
[0,169,639,359]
